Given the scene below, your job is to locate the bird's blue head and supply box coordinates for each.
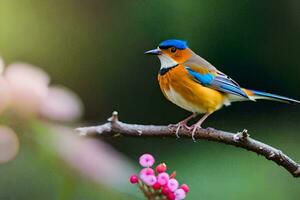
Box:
[158,39,188,50]
[145,39,192,69]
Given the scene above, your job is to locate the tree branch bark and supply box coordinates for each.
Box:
[76,111,300,178]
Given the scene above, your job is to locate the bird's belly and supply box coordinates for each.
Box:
[160,78,225,113]
[164,86,208,113]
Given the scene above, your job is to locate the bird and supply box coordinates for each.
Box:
[145,39,300,140]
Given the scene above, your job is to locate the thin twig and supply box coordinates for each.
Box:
[76,111,300,178]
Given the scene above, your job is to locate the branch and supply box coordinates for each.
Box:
[76,111,300,178]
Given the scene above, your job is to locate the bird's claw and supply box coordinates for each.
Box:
[187,124,202,142]
[168,122,190,138]
[175,126,181,138]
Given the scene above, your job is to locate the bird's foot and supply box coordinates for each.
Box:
[168,113,197,138]
[168,122,190,138]
[187,124,202,142]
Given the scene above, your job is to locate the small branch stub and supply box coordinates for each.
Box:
[76,111,300,178]
[233,129,249,142]
[108,111,119,123]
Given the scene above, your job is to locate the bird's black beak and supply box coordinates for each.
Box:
[144,48,162,55]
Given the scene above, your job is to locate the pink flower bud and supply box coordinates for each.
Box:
[152,182,161,190]
[162,185,170,195]
[142,175,157,186]
[129,174,139,184]
[174,188,186,200]
[139,153,155,167]
[156,163,167,173]
[180,184,189,193]
[167,192,176,200]
[157,172,169,185]
[168,178,179,192]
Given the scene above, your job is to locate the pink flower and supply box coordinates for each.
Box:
[157,172,170,185]
[139,167,155,183]
[139,167,155,177]
[139,153,155,167]
[174,188,186,200]
[168,178,179,192]
[142,175,157,186]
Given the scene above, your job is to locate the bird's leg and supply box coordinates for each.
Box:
[169,113,197,138]
[188,113,211,141]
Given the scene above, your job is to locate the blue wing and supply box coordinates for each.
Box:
[185,67,249,98]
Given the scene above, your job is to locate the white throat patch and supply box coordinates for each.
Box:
[158,54,178,69]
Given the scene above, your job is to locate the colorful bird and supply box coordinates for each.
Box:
[145,39,300,140]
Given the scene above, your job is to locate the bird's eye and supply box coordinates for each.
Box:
[170,47,177,53]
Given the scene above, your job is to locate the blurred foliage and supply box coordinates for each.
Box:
[0,0,300,199]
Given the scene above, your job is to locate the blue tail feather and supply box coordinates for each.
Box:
[250,89,300,104]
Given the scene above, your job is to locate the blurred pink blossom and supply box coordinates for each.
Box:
[39,86,83,122]
[0,58,83,121]
[4,62,50,116]
[0,125,19,164]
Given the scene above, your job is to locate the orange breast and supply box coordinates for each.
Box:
[158,65,225,113]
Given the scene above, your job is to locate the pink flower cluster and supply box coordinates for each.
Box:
[130,154,189,200]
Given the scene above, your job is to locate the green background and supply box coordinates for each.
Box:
[0,0,300,199]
